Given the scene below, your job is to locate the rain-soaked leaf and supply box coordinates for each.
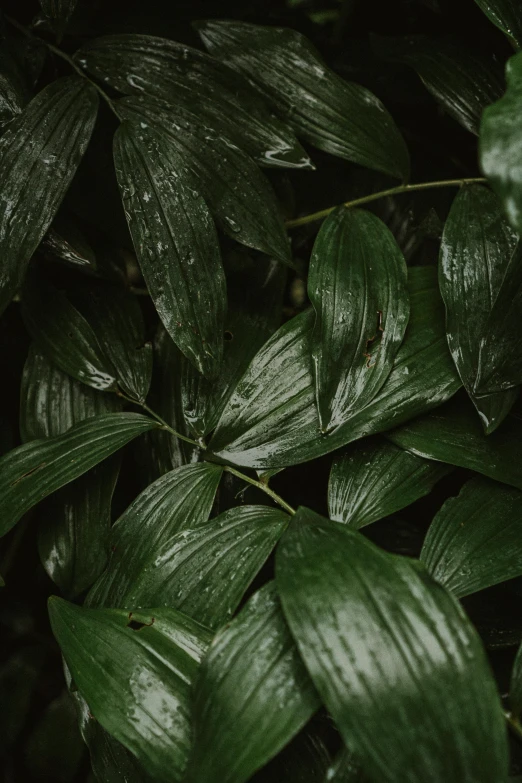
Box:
[474,0,522,48]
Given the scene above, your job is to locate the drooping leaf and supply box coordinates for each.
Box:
[99,505,289,630]
[328,437,451,529]
[308,207,409,432]
[196,20,410,180]
[41,210,97,270]
[480,52,522,233]
[375,36,503,135]
[388,394,522,490]
[117,96,292,264]
[48,599,212,783]
[439,184,519,432]
[86,462,223,608]
[113,120,226,377]
[74,34,311,169]
[0,412,159,537]
[209,267,460,469]
[186,582,320,783]
[276,507,508,783]
[0,76,98,313]
[421,476,522,598]
[474,0,522,48]
[24,690,84,783]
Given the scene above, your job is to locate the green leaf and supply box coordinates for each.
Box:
[473,0,522,48]
[117,96,292,265]
[309,207,409,432]
[87,462,223,608]
[209,267,460,469]
[0,647,44,753]
[0,76,98,313]
[510,641,522,719]
[100,505,289,630]
[25,690,84,783]
[480,52,522,233]
[324,748,367,783]
[421,476,522,598]
[253,732,331,783]
[39,1,78,30]
[276,507,508,783]
[328,437,451,529]
[439,184,519,432]
[388,394,522,490]
[113,120,226,377]
[196,20,410,180]
[186,582,320,783]
[48,599,212,783]
[41,211,97,271]
[74,34,311,169]
[0,412,159,538]
[375,36,503,135]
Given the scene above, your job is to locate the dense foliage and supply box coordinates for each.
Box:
[1,0,522,781]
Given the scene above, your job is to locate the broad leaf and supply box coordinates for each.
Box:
[196,20,410,180]
[0,76,98,313]
[421,476,522,598]
[309,207,409,432]
[114,120,226,377]
[474,0,522,48]
[388,394,522,490]
[0,412,159,537]
[209,267,460,468]
[439,184,519,432]
[87,462,223,608]
[328,437,451,529]
[74,34,311,169]
[48,599,212,783]
[276,507,508,783]
[186,582,320,783]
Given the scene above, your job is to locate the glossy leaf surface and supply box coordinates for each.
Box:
[439,184,519,432]
[0,413,158,537]
[0,76,98,313]
[49,599,212,782]
[197,20,410,180]
[187,582,320,783]
[209,267,460,468]
[421,477,522,598]
[276,507,508,783]
[474,0,522,48]
[328,437,450,529]
[114,120,226,377]
[309,207,409,432]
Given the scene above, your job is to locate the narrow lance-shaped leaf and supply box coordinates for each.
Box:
[510,640,522,720]
[0,413,159,537]
[0,76,98,313]
[41,210,97,271]
[74,34,311,169]
[439,184,519,432]
[328,437,451,529]
[474,0,522,48]
[196,20,410,180]
[276,507,508,783]
[309,207,409,433]
[421,476,522,598]
[114,120,226,377]
[48,599,213,783]
[186,582,320,783]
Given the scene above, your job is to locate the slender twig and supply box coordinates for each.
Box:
[115,390,202,448]
[224,466,296,516]
[504,710,522,742]
[285,177,488,228]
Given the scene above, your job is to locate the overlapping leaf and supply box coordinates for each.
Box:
[474,0,522,48]
[196,20,410,180]
[276,507,508,783]
[309,207,409,432]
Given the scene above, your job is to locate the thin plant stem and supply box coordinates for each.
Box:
[504,710,522,742]
[115,390,202,448]
[285,177,488,228]
[224,466,296,516]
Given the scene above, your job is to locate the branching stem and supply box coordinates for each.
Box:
[224,466,296,516]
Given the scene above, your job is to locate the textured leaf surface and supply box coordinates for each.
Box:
[75,34,310,169]
[0,413,159,537]
[87,462,223,608]
[328,437,450,529]
[421,477,522,598]
[49,600,212,783]
[439,184,519,432]
[309,207,409,432]
[197,20,409,180]
[209,267,460,468]
[276,507,508,783]
[114,120,226,377]
[388,395,522,490]
[187,582,320,783]
[474,0,522,47]
[0,76,98,312]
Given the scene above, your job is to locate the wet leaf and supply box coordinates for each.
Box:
[473,0,522,48]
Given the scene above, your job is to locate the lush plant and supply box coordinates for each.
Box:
[2,0,522,781]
